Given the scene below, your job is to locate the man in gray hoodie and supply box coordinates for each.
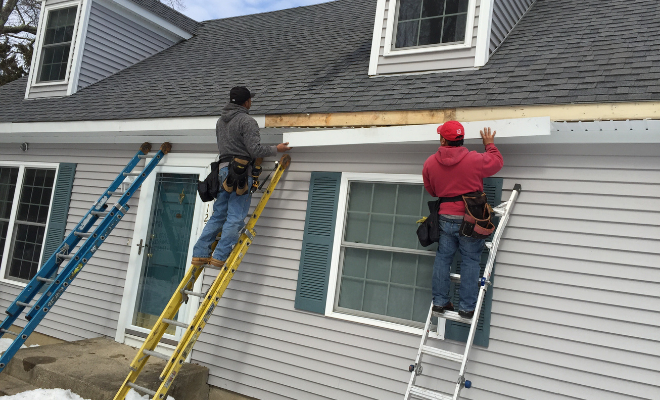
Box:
[192,87,291,268]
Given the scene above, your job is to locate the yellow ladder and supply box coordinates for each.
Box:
[113,155,291,400]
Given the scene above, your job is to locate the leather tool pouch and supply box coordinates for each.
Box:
[222,157,251,196]
[197,161,220,202]
[459,191,495,239]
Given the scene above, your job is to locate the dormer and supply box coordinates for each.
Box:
[24,0,199,99]
[369,0,534,75]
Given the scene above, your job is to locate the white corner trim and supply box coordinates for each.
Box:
[110,0,193,39]
[68,0,93,95]
[368,0,387,76]
[474,0,495,67]
[324,171,445,337]
[382,0,477,58]
[24,1,47,99]
[285,117,552,147]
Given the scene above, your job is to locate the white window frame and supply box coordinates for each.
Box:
[0,162,60,288]
[27,0,84,88]
[325,172,445,338]
[382,0,477,57]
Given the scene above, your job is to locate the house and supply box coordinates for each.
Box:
[1,0,659,398]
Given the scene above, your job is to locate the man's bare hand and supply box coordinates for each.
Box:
[480,127,497,146]
[277,142,292,152]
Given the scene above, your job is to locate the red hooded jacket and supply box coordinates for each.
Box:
[423,144,504,216]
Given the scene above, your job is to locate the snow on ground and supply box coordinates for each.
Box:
[0,338,26,353]
[0,389,171,400]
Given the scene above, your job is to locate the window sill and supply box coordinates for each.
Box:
[383,41,472,57]
[31,79,69,87]
[326,310,445,339]
[0,278,28,289]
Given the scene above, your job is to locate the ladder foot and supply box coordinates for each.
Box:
[465,380,472,389]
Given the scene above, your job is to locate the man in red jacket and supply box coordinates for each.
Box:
[422,121,503,319]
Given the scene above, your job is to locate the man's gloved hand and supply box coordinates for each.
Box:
[480,127,497,146]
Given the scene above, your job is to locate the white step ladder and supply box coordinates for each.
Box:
[404,184,522,400]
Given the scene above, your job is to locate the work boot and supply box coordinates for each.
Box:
[208,258,226,268]
[458,309,475,319]
[191,257,209,266]
[432,302,454,314]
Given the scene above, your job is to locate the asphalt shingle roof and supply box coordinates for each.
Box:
[1,0,659,123]
[128,0,200,34]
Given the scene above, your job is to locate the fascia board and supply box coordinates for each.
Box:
[109,0,193,39]
[284,117,552,147]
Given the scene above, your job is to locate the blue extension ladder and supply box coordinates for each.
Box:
[0,142,172,373]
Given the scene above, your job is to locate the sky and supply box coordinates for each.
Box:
[180,0,335,22]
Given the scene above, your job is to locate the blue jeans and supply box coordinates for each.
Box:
[432,217,485,312]
[192,166,253,261]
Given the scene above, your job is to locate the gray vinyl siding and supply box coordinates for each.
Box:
[76,1,175,90]
[191,142,660,400]
[0,143,141,342]
[490,0,534,53]
[376,0,480,75]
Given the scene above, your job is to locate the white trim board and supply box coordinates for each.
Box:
[474,0,494,67]
[0,115,267,144]
[108,0,193,40]
[285,117,551,147]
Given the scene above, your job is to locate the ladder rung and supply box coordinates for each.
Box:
[126,382,156,397]
[450,273,460,283]
[421,346,463,363]
[409,386,452,400]
[16,301,31,308]
[57,254,73,260]
[202,263,224,271]
[163,319,188,329]
[36,277,54,284]
[91,211,108,218]
[123,172,142,177]
[182,290,205,298]
[138,155,149,159]
[435,311,473,324]
[74,231,92,238]
[486,242,493,249]
[107,191,118,196]
[0,328,18,336]
[143,349,170,361]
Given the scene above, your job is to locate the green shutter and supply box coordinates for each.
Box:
[444,177,503,348]
[294,172,342,314]
[41,163,77,266]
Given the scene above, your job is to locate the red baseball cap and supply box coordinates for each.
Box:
[437,121,465,141]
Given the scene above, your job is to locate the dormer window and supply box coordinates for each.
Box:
[395,0,469,49]
[37,6,78,82]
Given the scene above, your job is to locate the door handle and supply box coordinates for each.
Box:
[137,239,149,255]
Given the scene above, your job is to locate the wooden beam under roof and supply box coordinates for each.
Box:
[265,102,660,127]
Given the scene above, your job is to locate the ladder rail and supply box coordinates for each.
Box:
[0,143,170,373]
[452,185,521,400]
[0,145,151,328]
[404,304,434,400]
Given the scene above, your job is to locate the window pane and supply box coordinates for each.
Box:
[363,281,388,315]
[392,215,420,249]
[345,211,369,243]
[0,167,19,220]
[348,182,372,212]
[390,252,417,286]
[395,20,419,48]
[396,184,423,216]
[0,221,9,262]
[422,0,445,18]
[413,288,432,322]
[387,286,414,320]
[16,169,56,224]
[372,184,397,214]
[7,224,46,281]
[365,250,391,281]
[419,17,443,46]
[338,277,363,310]
[342,247,367,278]
[368,214,394,246]
[398,0,423,20]
[441,15,458,43]
[445,0,469,14]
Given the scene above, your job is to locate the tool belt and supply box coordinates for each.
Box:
[416,191,495,246]
[221,156,253,196]
[457,191,496,239]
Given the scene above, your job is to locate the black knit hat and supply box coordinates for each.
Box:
[229,86,254,105]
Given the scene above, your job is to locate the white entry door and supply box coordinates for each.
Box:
[116,162,212,346]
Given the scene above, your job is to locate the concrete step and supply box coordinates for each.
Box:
[0,374,40,396]
[4,337,209,400]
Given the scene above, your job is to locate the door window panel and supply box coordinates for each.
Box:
[133,173,198,335]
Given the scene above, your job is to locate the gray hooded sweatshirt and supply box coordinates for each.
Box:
[216,103,277,162]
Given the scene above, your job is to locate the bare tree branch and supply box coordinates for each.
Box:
[0,23,36,34]
[160,0,185,11]
[0,0,18,27]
